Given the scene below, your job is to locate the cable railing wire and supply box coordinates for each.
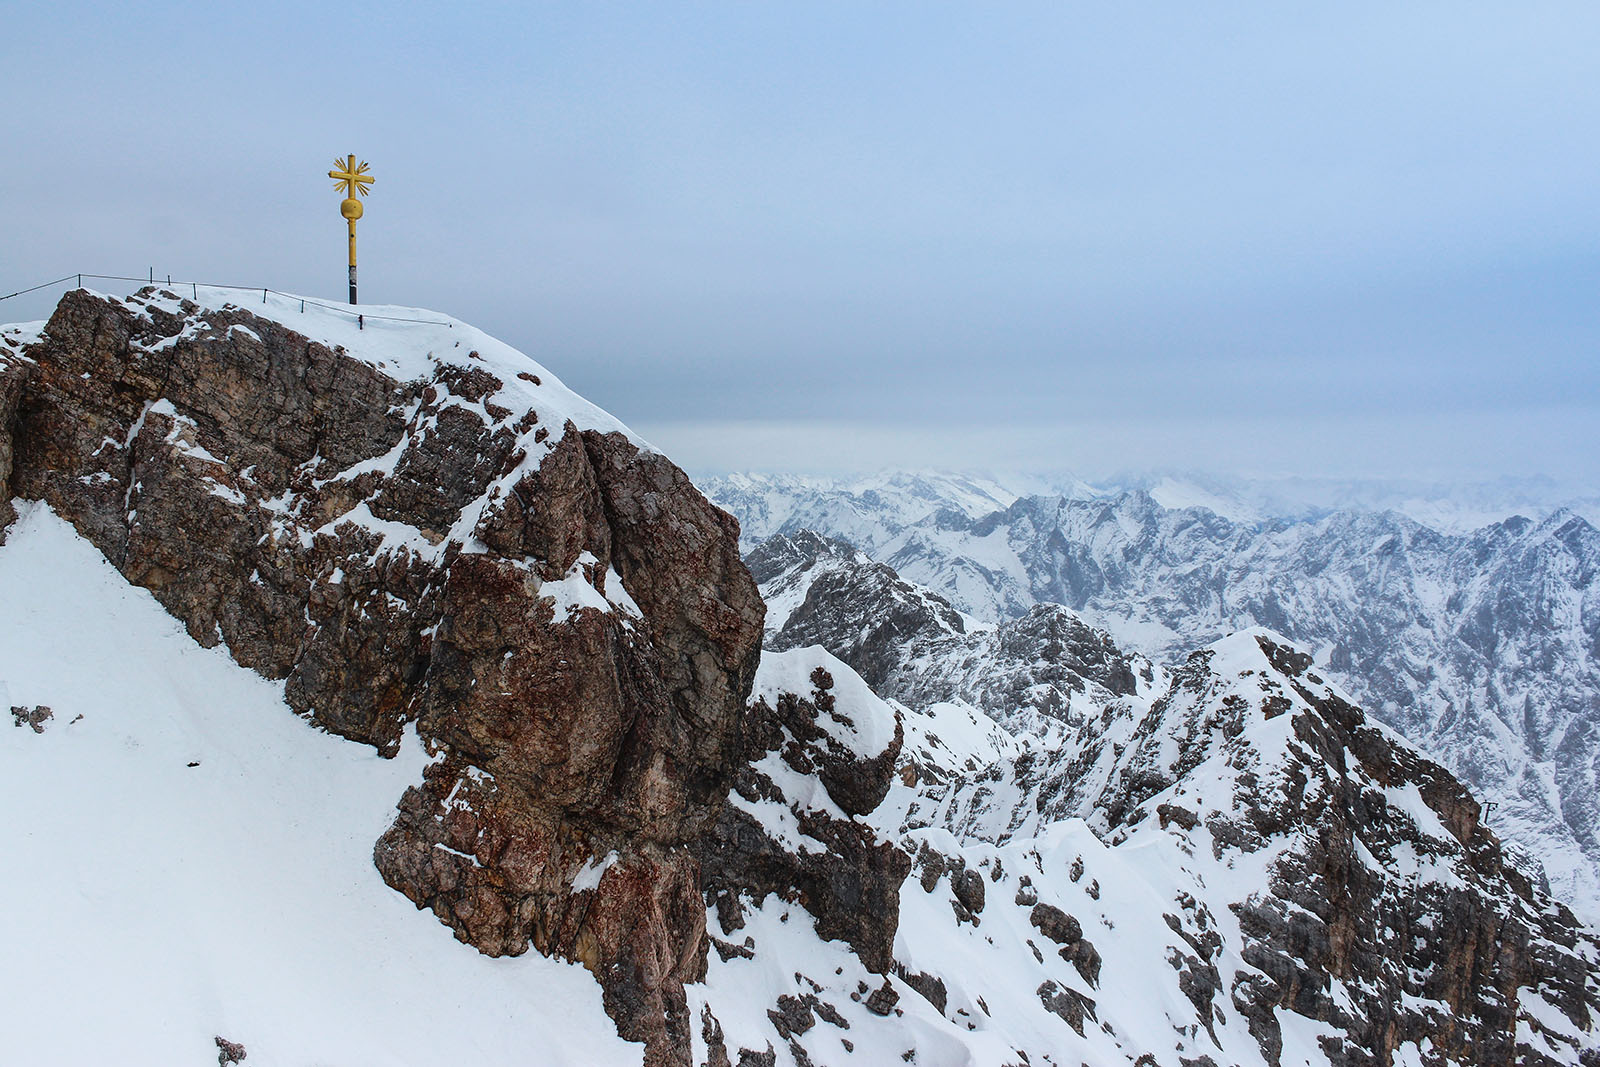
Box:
[0,274,82,303]
[0,271,453,328]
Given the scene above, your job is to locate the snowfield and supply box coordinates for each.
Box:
[0,501,634,1067]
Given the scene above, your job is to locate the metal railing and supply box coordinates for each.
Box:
[0,270,452,328]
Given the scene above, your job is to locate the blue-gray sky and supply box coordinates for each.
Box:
[3,3,1597,481]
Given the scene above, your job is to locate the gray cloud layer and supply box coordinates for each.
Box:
[4,3,1597,480]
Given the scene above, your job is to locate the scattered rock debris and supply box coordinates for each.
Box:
[10,705,52,733]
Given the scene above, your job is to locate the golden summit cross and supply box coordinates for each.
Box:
[329,155,374,304]
[329,155,374,199]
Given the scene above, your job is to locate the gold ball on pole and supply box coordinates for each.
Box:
[328,154,374,305]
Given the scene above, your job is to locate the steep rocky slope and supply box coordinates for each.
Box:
[751,529,1159,733]
[1,286,765,1064]
[707,478,1600,921]
[0,501,638,1066]
[678,636,1600,1065]
[876,631,1600,1066]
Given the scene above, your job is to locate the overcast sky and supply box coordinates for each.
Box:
[3,3,1597,482]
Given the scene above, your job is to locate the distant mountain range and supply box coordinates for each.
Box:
[705,468,1600,545]
[701,471,1600,921]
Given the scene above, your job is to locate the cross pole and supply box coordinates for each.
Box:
[329,154,374,304]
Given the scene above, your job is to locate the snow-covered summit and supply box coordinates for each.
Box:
[119,284,643,447]
[1,285,766,1064]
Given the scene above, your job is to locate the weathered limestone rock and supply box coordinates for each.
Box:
[694,654,911,977]
[0,341,28,539]
[1078,633,1600,1067]
[4,288,766,1066]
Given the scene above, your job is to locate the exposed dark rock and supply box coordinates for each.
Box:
[751,531,964,692]
[710,936,755,962]
[1158,802,1199,831]
[1027,902,1100,987]
[699,1007,732,1067]
[1035,980,1094,1036]
[895,966,949,1015]
[917,842,950,894]
[1029,902,1081,946]
[1014,874,1038,906]
[10,705,52,733]
[0,351,26,540]
[865,979,901,1016]
[766,994,815,1040]
[693,663,910,974]
[4,289,767,1067]
[952,866,986,914]
[734,1046,775,1067]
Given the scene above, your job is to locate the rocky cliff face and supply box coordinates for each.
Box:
[694,649,908,972]
[0,287,765,1065]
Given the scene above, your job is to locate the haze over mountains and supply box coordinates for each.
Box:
[704,469,1600,547]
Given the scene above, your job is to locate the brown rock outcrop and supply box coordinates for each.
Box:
[1077,632,1600,1067]
[1,288,766,1065]
[694,652,910,977]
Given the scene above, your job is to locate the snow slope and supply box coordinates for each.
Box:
[0,501,634,1067]
[880,633,1600,1066]
[689,636,1600,1065]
